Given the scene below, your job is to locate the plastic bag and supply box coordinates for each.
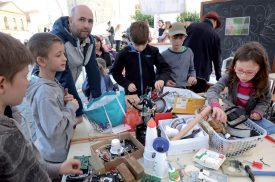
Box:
[83,91,126,129]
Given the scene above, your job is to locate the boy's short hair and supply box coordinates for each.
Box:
[0,32,33,82]
[129,21,149,45]
[27,32,63,64]
[169,22,187,37]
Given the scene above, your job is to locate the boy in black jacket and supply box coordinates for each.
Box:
[111,21,171,96]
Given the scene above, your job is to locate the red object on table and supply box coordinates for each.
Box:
[265,135,275,143]
[154,112,173,125]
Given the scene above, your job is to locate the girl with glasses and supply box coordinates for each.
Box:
[206,41,275,134]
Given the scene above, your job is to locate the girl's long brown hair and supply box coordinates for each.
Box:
[228,42,270,97]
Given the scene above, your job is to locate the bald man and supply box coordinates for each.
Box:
[33,5,101,122]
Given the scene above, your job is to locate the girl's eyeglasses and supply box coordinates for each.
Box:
[234,66,258,77]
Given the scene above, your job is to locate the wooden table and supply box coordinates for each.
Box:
[63,118,275,182]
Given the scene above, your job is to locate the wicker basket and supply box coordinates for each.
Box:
[200,119,267,157]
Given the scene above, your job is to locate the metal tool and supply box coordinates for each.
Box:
[260,158,271,167]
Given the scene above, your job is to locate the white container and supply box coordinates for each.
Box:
[159,117,209,156]
[145,118,158,151]
[153,152,168,178]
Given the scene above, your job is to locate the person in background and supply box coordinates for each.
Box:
[158,20,165,37]
[95,35,113,69]
[82,58,118,99]
[26,33,79,163]
[206,42,275,134]
[107,21,115,48]
[114,24,123,52]
[184,11,222,82]
[158,21,172,43]
[162,22,197,88]
[40,5,102,123]
[0,32,82,182]
[111,21,171,96]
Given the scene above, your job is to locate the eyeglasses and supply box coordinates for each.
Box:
[234,66,258,77]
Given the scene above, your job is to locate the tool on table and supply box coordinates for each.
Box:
[265,135,275,143]
[252,171,275,176]
[243,160,263,170]
[244,165,255,182]
[260,158,271,167]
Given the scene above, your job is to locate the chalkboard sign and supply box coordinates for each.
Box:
[201,0,275,69]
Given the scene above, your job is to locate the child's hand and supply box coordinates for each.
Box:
[128,83,137,92]
[69,99,79,109]
[212,107,227,123]
[59,159,83,175]
[155,80,164,90]
[187,77,197,86]
[166,80,176,87]
[250,112,261,120]
[64,88,74,103]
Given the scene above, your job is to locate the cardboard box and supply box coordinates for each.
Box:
[90,132,144,174]
[163,87,205,114]
[159,117,209,156]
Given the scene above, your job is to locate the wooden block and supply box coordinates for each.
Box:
[117,163,135,182]
[126,156,145,180]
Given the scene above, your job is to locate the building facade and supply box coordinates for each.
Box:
[0,1,29,42]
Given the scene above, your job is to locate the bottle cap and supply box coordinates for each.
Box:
[153,137,169,153]
[147,118,156,128]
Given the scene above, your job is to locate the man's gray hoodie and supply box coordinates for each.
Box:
[25,76,77,162]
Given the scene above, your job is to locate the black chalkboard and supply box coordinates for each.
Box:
[201,0,275,68]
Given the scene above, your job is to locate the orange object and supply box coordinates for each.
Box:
[124,109,140,131]
[147,118,156,128]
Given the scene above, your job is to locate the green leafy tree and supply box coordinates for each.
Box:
[177,12,200,23]
[131,10,154,27]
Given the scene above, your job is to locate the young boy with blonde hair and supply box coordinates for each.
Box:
[162,22,197,88]
[26,32,79,163]
[0,32,82,181]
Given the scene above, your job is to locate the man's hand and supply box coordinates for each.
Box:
[155,80,164,90]
[128,83,137,92]
[187,77,197,86]
[68,99,79,109]
[59,159,83,175]
[165,80,176,87]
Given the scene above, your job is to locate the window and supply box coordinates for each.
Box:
[20,19,24,30]
[13,18,17,30]
[4,16,9,29]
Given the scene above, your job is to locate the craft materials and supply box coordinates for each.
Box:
[193,148,226,170]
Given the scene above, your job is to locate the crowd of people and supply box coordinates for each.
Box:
[1,4,275,182]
